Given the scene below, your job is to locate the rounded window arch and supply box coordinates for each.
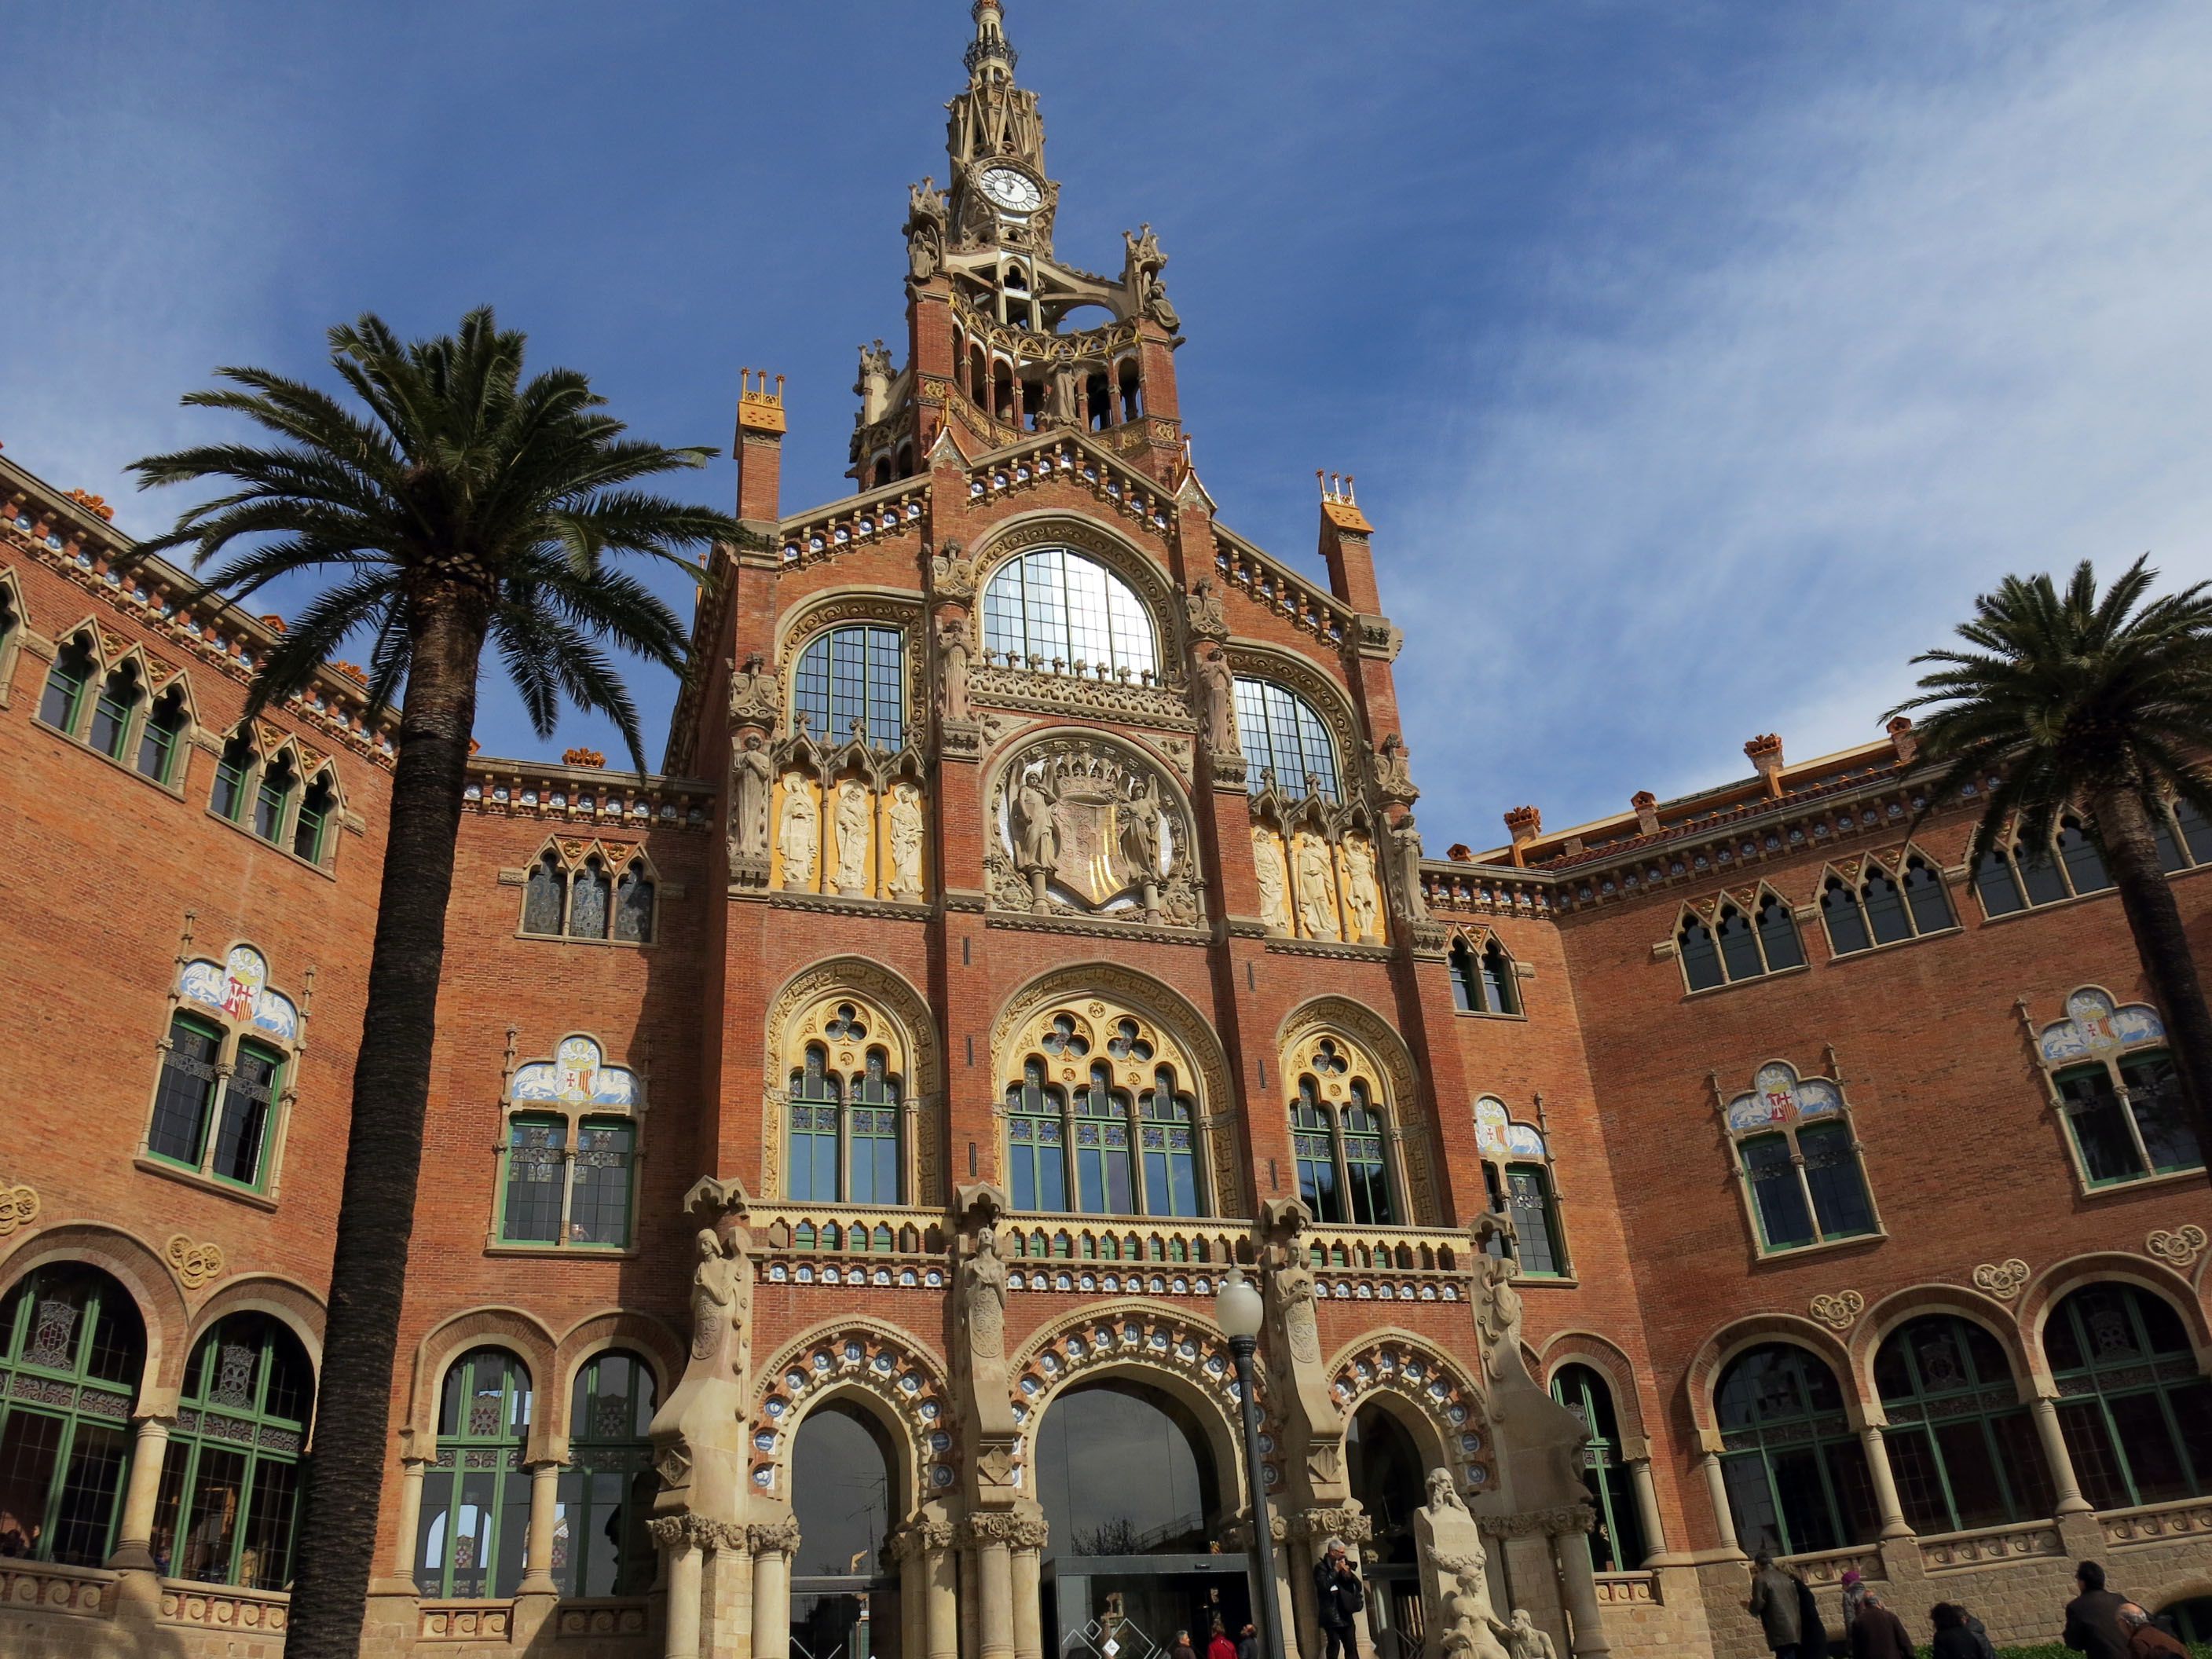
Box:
[1551,1364,1646,1570]
[1002,1002,1207,1219]
[1713,1342,1877,1557]
[0,1263,148,1565]
[1034,1377,1221,1558]
[2041,1283,2210,1509]
[789,1397,899,1655]
[1234,677,1340,800]
[982,546,1158,678]
[417,1347,533,1599]
[793,623,907,748]
[1287,1032,1397,1226]
[152,1312,313,1587]
[783,996,912,1207]
[556,1349,659,1596]
[1873,1313,2053,1533]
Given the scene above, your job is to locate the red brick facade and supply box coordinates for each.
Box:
[2,9,2209,1659]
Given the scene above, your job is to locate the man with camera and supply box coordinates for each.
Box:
[1313,1536,1366,1659]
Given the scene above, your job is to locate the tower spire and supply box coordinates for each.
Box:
[965,0,1016,86]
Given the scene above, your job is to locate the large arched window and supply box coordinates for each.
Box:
[1002,1002,1208,1218]
[1821,854,1954,956]
[1551,1364,1646,1571]
[789,1401,898,1659]
[88,661,142,760]
[982,546,1157,679]
[1874,1315,2053,1533]
[1722,1062,1878,1254]
[137,687,189,786]
[2043,1284,2210,1510]
[1234,678,1340,800]
[1287,1035,1395,1226]
[556,1351,658,1597]
[417,1348,533,1599]
[793,623,906,748]
[1714,1343,1876,1557]
[1973,817,2115,917]
[2152,795,2212,872]
[152,1314,313,1587]
[36,632,97,734]
[151,942,302,1196]
[782,999,908,1206]
[0,1265,146,1566]
[517,843,657,946]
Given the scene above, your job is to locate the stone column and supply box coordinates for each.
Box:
[1010,1516,1048,1659]
[898,1529,928,1659]
[658,1523,705,1659]
[969,1515,1016,1659]
[519,1460,564,1593]
[390,1455,430,1583]
[1697,1453,1745,1558]
[1628,1460,1665,1566]
[926,1529,961,1659]
[2031,1395,2093,1515]
[1859,1426,1914,1540]
[1553,1523,1613,1657]
[752,1517,800,1659]
[106,1412,175,1571]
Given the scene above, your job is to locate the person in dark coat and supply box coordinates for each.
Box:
[2065,1560,2131,1659]
[1747,1551,1804,1657]
[1848,1591,1914,1659]
[1313,1536,1365,1659]
[1236,1622,1262,1659]
[2118,1603,2188,1658]
[1169,1632,1199,1659]
[1932,1603,1983,1659]
[1795,1572,1830,1658]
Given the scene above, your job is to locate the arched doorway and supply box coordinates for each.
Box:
[1348,1402,1426,1659]
[790,1399,899,1659]
[1035,1378,1247,1659]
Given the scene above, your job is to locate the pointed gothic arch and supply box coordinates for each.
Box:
[1276,997,1440,1226]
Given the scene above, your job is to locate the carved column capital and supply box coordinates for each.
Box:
[749,1517,803,1557]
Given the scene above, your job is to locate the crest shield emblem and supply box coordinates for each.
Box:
[1050,779,1133,906]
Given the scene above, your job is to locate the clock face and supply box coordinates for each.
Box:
[976,166,1042,213]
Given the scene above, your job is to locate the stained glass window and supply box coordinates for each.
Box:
[148,1014,223,1168]
[1291,1077,1340,1223]
[789,1047,842,1203]
[793,624,906,748]
[1075,1063,1135,1214]
[37,636,93,733]
[1141,1068,1199,1218]
[151,1314,309,1588]
[613,867,654,943]
[555,1352,658,1596]
[983,548,1156,679]
[569,1122,634,1247]
[568,859,610,940]
[500,1118,567,1243]
[1233,678,1340,800]
[522,854,566,936]
[1876,1314,2053,1534]
[1342,1085,1392,1225]
[0,1266,145,1567]
[1007,1059,1068,1212]
[1506,1166,1565,1276]
[2045,1285,2210,1510]
[419,1350,533,1599]
[848,1051,900,1205]
[1551,1364,1645,1571]
[1715,1344,1877,1558]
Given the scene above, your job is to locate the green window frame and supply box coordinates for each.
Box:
[291,771,335,864]
[788,1047,841,1203]
[1073,1063,1134,1215]
[499,1117,568,1244]
[1006,1060,1067,1213]
[2057,1052,2205,1188]
[150,1313,310,1588]
[210,734,255,822]
[1874,1314,2053,1534]
[0,1265,147,1566]
[2043,1284,2211,1511]
[1551,1364,1646,1571]
[1291,1078,1342,1224]
[1737,1122,1877,1254]
[555,1352,660,1597]
[148,1013,225,1170]
[87,665,141,760]
[37,635,96,735]
[136,690,186,785]
[251,756,295,844]
[1504,1163,1567,1276]
[145,1016,281,1194]
[417,1348,533,1599]
[847,1051,900,1206]
[569,1120,635,1248]
[1715,1342,1878,1558]
[1139,1067,1199,1218]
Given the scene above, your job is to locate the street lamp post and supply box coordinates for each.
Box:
[1216,1267,1288,1659]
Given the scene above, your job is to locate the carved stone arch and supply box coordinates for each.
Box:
[48,611,117,671]
[1684,1313,1867,1441]
[761,954,944,1204]
[989,961,1243,1216]
[1850,1284,2038,1412]
[1221,639,1363,799]
[1538,1330,1650,1450]
[773,588,927,743]
[185,1274,328,1374]
[1325,1327,1496,1500]
[408,1306,562,1464]
[749,1317,954,1515]
[0,1220,189,1402]
[969,510,1185,680]
[1276,996,1441,1226]
[1005,1299,1247,1504]
[548,1309,687,1456]
[2016,1251,2212,1390]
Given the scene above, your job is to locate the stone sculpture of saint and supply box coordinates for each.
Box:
[834,780,872,893]
[1013,772,1057,873]
[1342,835,1381,942]
[690,1227,748,1366]
[1121,774,1161,882]
[888,782,925,899]
[778,775,817,888]
[1270,1251,1323,1366]
[1391,814,1430,921]
[936,617,972,721]
[732,734,773,860]
[1253,830,1294,936]
[1192,647,1238,753]
[963,1224,1009,1360]
[1295,833,1339,939]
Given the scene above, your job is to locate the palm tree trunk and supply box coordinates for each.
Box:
[2089,785,2212,1181]
[284,581,490,1658]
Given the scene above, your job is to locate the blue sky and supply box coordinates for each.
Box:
[5,2,2210,845]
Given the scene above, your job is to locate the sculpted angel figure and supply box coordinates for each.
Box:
[778,775,818,888]
[1121,773,1162,881]
[1013,771,1057,873]
[1295,833,1339,939]
[1342,835,1381,942]
[962,1224,1009,1359]
[731,733,773,861]
[690,1228,748,1364]
[834,780,872,892]
[888,782,925,898]
[1253,829,1294,936]
[1391,813,1430,921]
[1192,646,1238,753]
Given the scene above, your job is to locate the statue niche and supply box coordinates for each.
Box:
[985,737,1203,928]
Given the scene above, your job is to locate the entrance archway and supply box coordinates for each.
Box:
[1349,1401,1426,1659]
[1035,1378,1247,1659]
[790,1398,899,1659]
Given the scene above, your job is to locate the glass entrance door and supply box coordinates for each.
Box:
[792,1577,889,1659]
[1046,1555,1252,1659]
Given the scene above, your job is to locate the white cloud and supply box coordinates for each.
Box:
[1391,1,2212,846]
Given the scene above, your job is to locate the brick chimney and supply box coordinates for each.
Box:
[1503,805,1542,867]
[1887,716,1919,765]
[1745,733,1785,798]
[1632,790,1661,836]
[734,368,786,526]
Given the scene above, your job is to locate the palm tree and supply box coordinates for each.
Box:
[130,308,740,1656]
[1891,556,2212,1178]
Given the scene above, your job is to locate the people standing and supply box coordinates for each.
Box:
[2118,1603,2188,1658]
[1796,1569,1830,1658]
[1207,1621,1238,1659]
[1170,1630,1199,1659]
[1236,1622,1261,1659]
[1932,1604,1983,1659]
[1848,1590,1914,1659]
[1747,1551,1804,1659]
[1839,1568,1870,1639]
[1313,1536,1366,1659]
[2065,1561,2131,1659]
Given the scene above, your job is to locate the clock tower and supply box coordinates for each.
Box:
[851,0,1187,487]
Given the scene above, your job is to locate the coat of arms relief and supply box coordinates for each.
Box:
[985,737,1204,928]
